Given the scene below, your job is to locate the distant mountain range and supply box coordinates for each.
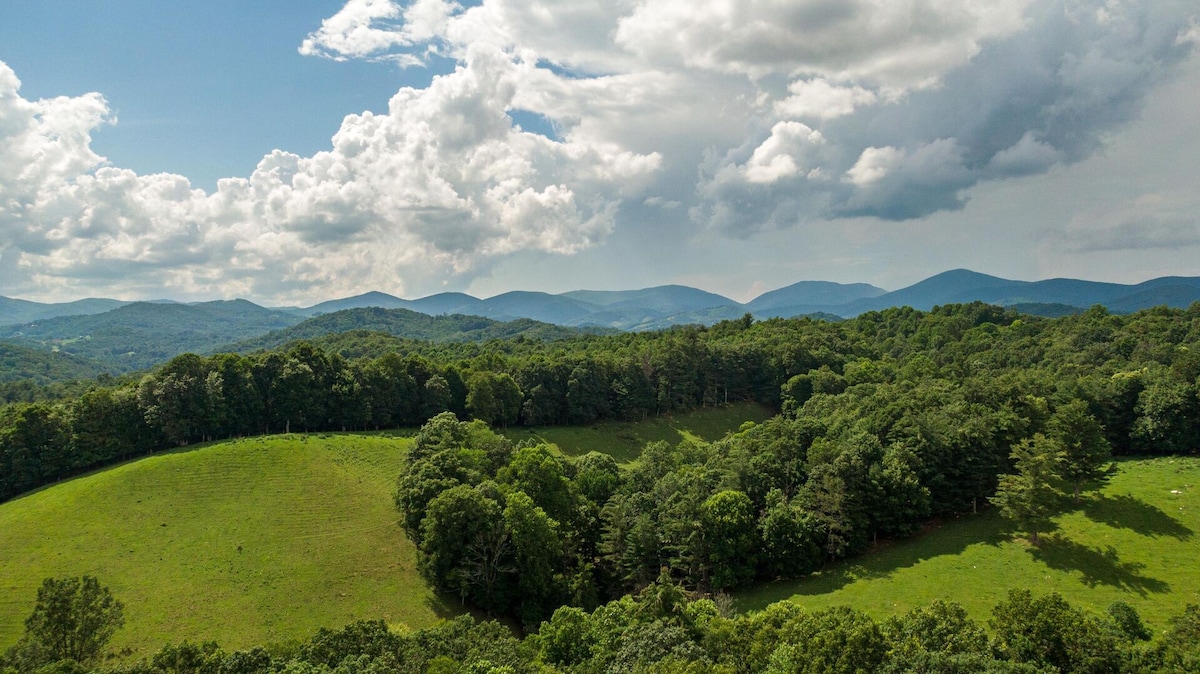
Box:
[0,296,129,326]
[3,269,1200,377]
[293,282,890,330]
[834,269,1200,315]
[287,270,1200,327]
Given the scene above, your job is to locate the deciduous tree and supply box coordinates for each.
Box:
[8,576,124,667]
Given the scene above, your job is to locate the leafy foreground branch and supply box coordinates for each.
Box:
[5,574,1200,673]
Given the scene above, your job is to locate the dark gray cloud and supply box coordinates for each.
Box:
[695,0,1197,228]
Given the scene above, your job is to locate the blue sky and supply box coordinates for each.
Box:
[1,1,1198,305]
[0,1,444,190]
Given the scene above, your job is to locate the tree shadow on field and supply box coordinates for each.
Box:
[1082,494,1193,540]
[736,509,1015,611]
[1030,534,1169,596]
[424,594,466,621]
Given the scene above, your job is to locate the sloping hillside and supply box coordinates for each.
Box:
[0,434,447,657]
[739,457,1200,631]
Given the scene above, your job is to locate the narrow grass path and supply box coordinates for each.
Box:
[0,434,451,658]
[737,457,1200,631]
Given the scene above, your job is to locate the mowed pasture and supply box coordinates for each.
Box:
[738,456,1200,631]
[0,434,450,659]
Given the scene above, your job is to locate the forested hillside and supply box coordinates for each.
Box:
[227,307,605,353]
[0,343,106,385]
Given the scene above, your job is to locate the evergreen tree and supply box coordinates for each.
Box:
[989,434,1063,545]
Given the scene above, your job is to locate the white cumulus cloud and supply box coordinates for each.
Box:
[0,47,660,302]
[775,78,878,120]
[298,0,458,64]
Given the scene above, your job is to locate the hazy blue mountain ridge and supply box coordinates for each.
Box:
[479,291,601,324]
[4,271,1199,382]
[299,291,413,315]
[0,296,130,327]
[746,280,887,313]
[562,285,741,313]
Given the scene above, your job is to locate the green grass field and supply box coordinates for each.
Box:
[500,402,774,462]
[737,456,1200,632]
[0,434,452,659]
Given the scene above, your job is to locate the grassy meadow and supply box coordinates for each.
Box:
[500,401,774,462]
[0,434,451,659]
[737,456,1200,632]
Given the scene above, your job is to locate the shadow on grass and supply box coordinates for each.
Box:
[425,593,468,621]
[736,509,1015,611]
[1030,534,1169,596]
[423,593,524,634]
[1082,494,1193,540]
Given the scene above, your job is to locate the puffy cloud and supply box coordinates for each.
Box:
[691,0,1198,228]
[0,46,660,301]
[985,132,1063,177]
[297,0,1198,240]
[838,139,974,219]
[303,0,1030,88]
[739,122,826,184]
[692,121,834,236]
[298,0,457,64]
[775,79,878,120]
[844,146,902,187]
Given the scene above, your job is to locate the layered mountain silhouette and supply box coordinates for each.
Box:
[287,270,1200,328]
[4,270,1200,374]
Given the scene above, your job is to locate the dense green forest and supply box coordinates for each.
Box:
[3,301,1200,672]
[228,308,612,353]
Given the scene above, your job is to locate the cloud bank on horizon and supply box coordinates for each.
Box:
[1,0,1197,303]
